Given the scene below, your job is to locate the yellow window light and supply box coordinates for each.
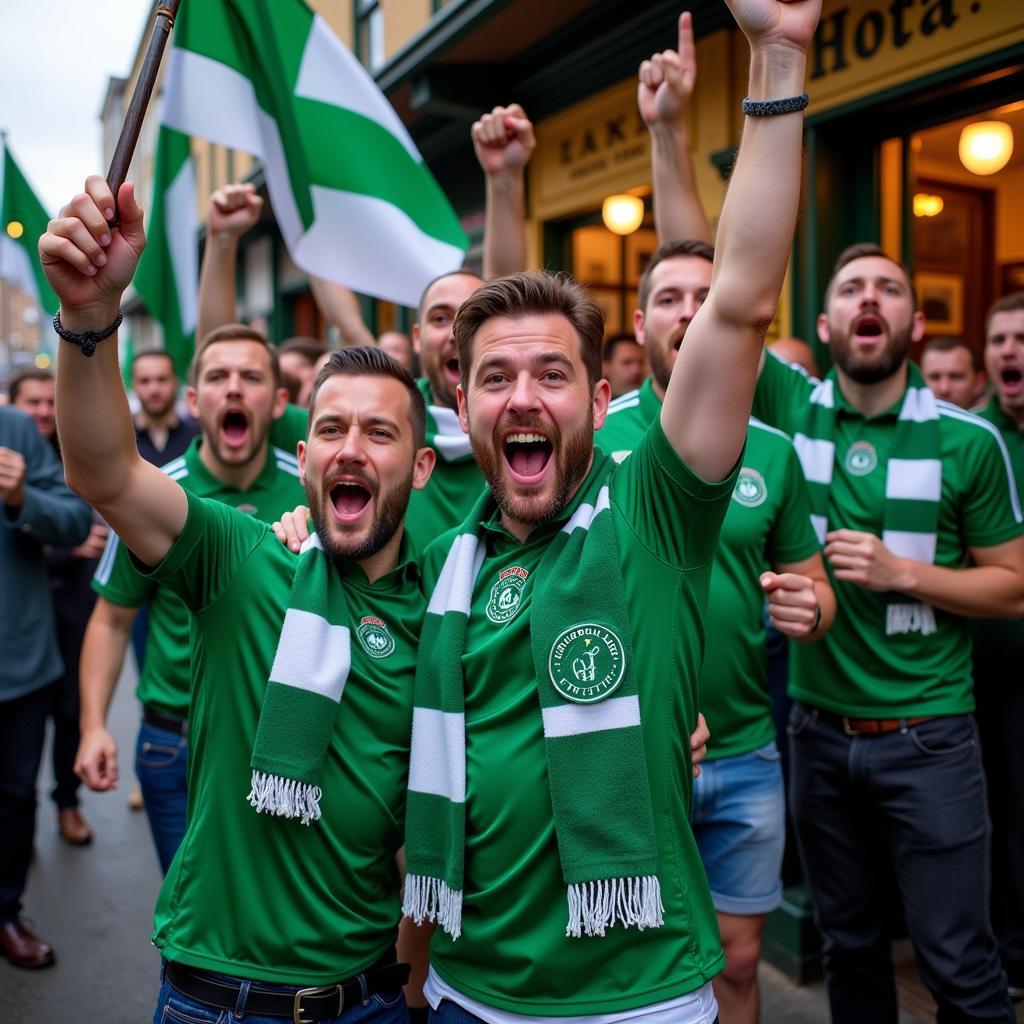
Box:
[912,193,944,218]
[6,220,24,239]
[602,194,644,236]
[34,353,51,369]
[958,121,1013,176]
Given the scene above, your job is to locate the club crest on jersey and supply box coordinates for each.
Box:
[733,468,767,508]
[356,616,395,659]
[548,623,626,704]
[486,565,529,624]
[844,441,878,477]
[236,503,258,516]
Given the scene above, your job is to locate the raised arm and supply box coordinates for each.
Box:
[41,177,187,565]
[308,276,377,348]
[475,104,536,279]
[639,12,712,245]
[196,183,263,341]
[661,0,819,481]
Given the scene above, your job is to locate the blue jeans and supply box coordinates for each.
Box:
[136,720,188,875]
[788,703,1014,1023]
[155,959,408,1024]
[692,742,785,915]
[429,1001,718,1023]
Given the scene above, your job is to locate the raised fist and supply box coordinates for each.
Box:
[472,104,536,176]
[208,183,264,238]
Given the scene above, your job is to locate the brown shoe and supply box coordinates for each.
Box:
[57,807,93,846]
[0,919,56,969]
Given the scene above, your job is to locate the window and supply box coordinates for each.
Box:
[356,0,385,73]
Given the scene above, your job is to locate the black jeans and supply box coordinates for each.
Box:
[974,653,1024,986]
[0,684,54,922]
[788,703,1014,1023]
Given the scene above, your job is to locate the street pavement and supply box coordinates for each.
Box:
[0,652,1009,1023]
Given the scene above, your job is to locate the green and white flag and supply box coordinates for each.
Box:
[158,0,467,313]
[133,126,197,379]
[0,139,59,319]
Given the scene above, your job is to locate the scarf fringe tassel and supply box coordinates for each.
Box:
[402,874,463,941]
[247,771,322,826]
[566,875,665,938]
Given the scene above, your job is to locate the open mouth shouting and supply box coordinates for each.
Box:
[852,314,885,343]
[444,356,461,385]
[327,473,376,524]
[502,429,554,486]
[999,365,1023,398]
[220,407,251,450]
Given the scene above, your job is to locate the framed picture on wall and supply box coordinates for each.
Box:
[1001,261,1024,295]
[916,272,964,334]
[626,229,659,286]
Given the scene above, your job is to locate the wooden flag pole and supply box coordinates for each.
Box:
[105,1,183,222]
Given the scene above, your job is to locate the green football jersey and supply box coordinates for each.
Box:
[406,379,486,553]
[421,422,734,1015]
[92,438,307,716]
[267,402,308,455]
[972,395,1024,659]
[753,352,1024,716]
[147,491,424,984]
[600,383,820,759]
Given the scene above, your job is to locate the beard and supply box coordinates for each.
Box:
[471,413,593,526]
[646,336,675,393]
[140,393,176,419]
[306,466,412,563]
[424,356,458,411]
[202,416,272,469]
[829,316,913,384]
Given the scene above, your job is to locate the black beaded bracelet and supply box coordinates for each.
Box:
[741,93,809,117]
[53,309,123,358]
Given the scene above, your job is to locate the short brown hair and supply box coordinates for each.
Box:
[454,271,605,389]
[921,335,979,371]
[637,239,715,312]
[985,292,1024,335]
[9,367,54,403]
[307,345,426,449]
[278,336,328,365]
[190,323,281,388]
[825,243,917,309]
[130,349,176,377]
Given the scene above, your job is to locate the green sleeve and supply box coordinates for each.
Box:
[959,425,1024,550]
[768,439,822,566]
[752,350,815,436]
[268,404,308,454]
[130,490,269,612]
[610,418,739,569]
[91,534,157,608]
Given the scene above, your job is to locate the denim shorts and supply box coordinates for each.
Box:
[691,741,785,915]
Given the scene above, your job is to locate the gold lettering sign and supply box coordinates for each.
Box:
[807,0,1024,112]
[531,80,654,220]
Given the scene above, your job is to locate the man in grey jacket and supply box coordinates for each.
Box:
[0,404,92,969]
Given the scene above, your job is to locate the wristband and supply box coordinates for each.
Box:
[53,309,123,358]
[742,93,809,117]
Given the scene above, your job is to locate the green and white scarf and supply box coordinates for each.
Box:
[248,533,352,825]
[403,452,663,940]
[419,378,473,462]
[793,363,942,635]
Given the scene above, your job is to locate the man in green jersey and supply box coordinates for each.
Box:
[753,245,1024,1023]
[973,292,1024,999]
[398,1,822,1019]
[43,178,435,1022]
[75,323,305,873]
[600,238,835,1024]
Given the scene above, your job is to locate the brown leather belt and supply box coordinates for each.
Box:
[813,707,936,736]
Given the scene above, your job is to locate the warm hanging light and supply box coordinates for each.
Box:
[602,194,644,235]
[5,220,23,239]
[912,193,944,218]
[958,121,1013,176]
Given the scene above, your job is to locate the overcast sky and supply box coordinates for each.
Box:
[0,0,154,214]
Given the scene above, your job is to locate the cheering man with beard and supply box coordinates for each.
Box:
[754,245,1024,1023]
[76,325,306,873]
[399,0,822,1019]
[43,177,435,1022]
